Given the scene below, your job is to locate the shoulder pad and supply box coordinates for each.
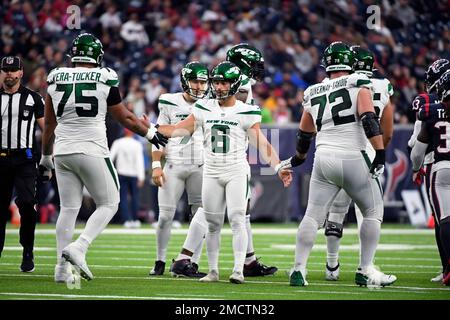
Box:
[46,68,60,85]
[412,94,433,112]
[348,73,372,90]
[100,67,120,87]
[158,93,178,108]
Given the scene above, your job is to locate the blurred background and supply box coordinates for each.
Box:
[1,0,449,226]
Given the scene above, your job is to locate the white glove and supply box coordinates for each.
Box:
[39,155,54,182]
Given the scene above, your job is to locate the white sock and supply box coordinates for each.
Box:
[359,218,381,269]
[56,206,79,263]
[74,235,90,255]
[156,207,176,262]
[294,215,319,271]
[79,204,117,250]
[326,235,340,268]
[176,253,191,261]
[206,230,220,272]
[229,210,248,274]
[245,214,256,265]
[183,207,207,264]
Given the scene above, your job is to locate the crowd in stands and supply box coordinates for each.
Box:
[1,0,449,223]
[1,0,449,126]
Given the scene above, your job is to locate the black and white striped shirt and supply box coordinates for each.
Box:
[0,85,44,150]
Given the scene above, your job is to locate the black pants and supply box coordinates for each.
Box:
[0,152,38,255]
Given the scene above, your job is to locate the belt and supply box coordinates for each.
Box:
[0,149,30,157]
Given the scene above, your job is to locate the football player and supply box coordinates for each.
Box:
[40,33,167,282]
[170,44,278,278]
[277,42,396,287]
[410,69,450,286]
[323,46,394,281]
[149,61,209,277]
[408,58,450,282]
[226,43,278,276]
[156,61,291,284]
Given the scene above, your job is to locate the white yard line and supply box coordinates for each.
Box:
[0,292,220,300]
[5,228,435,236]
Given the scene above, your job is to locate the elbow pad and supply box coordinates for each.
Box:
[296,130,314,154]
[360,112,382,139]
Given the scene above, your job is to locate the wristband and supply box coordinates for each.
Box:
[152,161,162,169]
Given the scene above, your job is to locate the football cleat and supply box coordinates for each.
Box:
[325,263,340,281]
[243,258,278,277]
[62,243,93,281]
[229,271,245,284]
[355,266,396,287]
[431,272,444,282]
[54,261,75,283]
[289,268,308,286]
[20,250,35,273]
[149,260,165,276]
[170,259,207,278]
[199,270,219,282]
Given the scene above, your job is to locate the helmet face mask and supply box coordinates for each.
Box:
[425,59,450,94]
[436,69,450,102]
[322,41,354,73]
[180,61,209,100]
[71,33,104,65]
[210,61,242,100]
[226,43,265,82]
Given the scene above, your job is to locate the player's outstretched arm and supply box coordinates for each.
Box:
[157,114,196,138]
[357,88,385,178]
[248,123,292,187]
[109,103,168,149]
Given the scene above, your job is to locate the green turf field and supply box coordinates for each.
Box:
[0,223,449,300]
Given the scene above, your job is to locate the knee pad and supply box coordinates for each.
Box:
[228,208,246,231]
[158,206,176,227]
[204,211,224,233]
[324,220,344,238]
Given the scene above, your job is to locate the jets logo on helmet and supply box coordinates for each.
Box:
[226,43,265,82]
[180,61,209,100]
[351,46,376,77]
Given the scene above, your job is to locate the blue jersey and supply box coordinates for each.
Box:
[414,93,439,120]
[424,103,450,164]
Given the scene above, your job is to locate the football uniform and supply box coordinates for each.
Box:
[156,92,204,210]
[329,77,393,222]
[192,98,261,274]
[424,103,450,222]
[47,66,121,207]
[302,72,384,226]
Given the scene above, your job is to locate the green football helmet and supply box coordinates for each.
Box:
[226,43,265,82]
[322,41,354,73]
[180,61,209,99]
[351,46,375,77]
[70,33,104,65]
[210,61,242,99]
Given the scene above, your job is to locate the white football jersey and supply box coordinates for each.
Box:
[47,66,120,157]
[364,77,394,157]
[192,99,261,177]
[238,74,256,105]
[303,73,373,152]
[156,92,204,165]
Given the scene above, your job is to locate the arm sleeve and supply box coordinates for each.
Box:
[407,120,422,148]
[410,140,428,172]
[107,86,122,106]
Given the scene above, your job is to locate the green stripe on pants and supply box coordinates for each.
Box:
[104,157,119,190]
[360,150,383,196]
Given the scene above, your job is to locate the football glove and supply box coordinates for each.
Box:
[38,155,54,183]
[146,124,168,149]
[370,149,385,179]
[413,167,426,186]
[275,155,305,173]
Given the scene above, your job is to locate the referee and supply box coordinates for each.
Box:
[0,56,45,272]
